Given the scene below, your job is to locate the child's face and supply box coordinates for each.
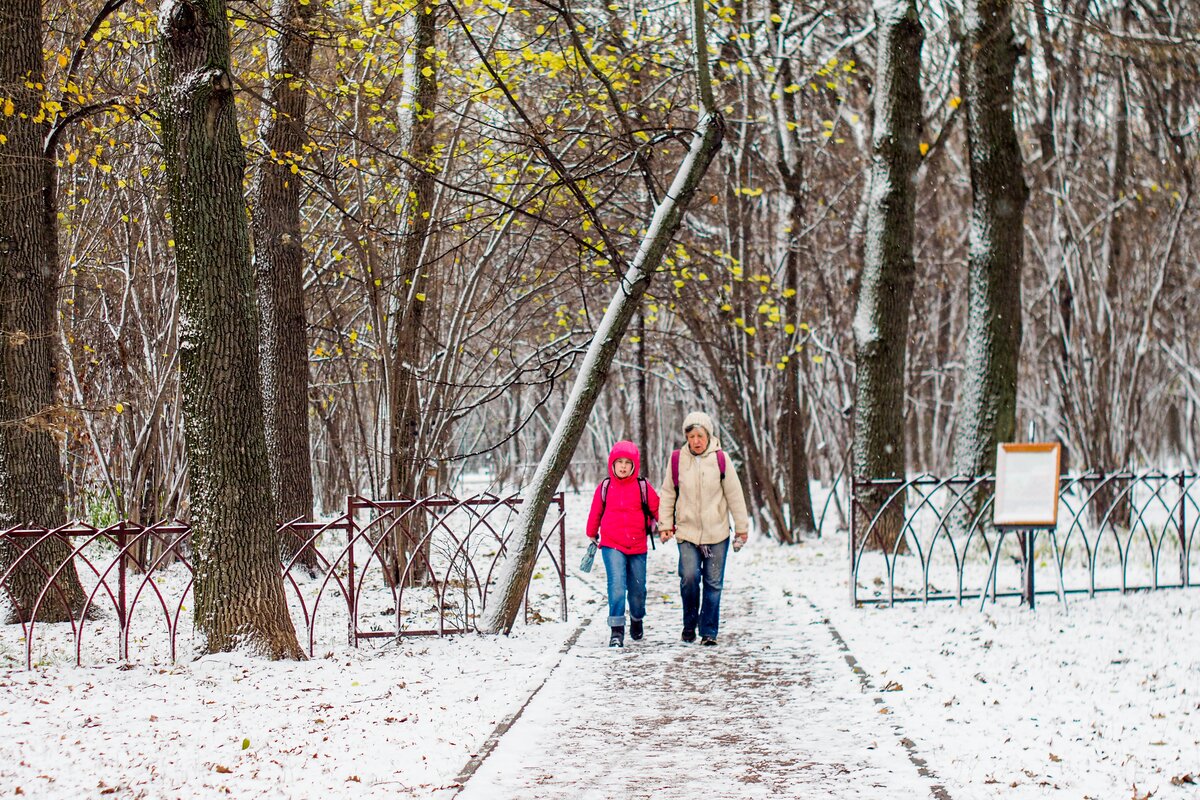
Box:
[613,457,634,478]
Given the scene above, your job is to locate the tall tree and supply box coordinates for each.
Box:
[157,0,303,658]
[852,0,924,551]
[770,0,820,539]
[479,0,725,634]
[951,0,1028,479]
[387,1,440,500]
[0,0,88,622]
[250,0,318,566]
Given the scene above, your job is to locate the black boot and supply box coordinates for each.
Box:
[609,626,624,647]
[630,619,643,641]
[681,629,696,643]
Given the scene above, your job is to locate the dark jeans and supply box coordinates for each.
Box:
[600,547,647,628]
[677,538,729,639]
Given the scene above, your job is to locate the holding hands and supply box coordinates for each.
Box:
[659,527,674,543]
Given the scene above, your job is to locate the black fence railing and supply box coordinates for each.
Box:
[851,472,1199,607]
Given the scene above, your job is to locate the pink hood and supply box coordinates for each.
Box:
[585,441,660,555]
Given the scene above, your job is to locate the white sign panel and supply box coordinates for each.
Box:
[993,443,1062,528]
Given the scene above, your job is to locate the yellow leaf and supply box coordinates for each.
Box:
[919,142,930,156]
[2,98,13,116]
[949,96,962,109]
[415,293,427,301]
[114,403,125,414]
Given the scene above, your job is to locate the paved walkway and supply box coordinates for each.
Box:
[456,551,940,799]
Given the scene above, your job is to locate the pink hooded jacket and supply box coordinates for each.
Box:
[585,441,661,555]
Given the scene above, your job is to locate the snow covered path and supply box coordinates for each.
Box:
[455,553,940,799]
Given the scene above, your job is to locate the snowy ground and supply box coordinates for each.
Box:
[1,489,1197,799]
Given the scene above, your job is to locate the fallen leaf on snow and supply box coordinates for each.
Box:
[214,765,232,774]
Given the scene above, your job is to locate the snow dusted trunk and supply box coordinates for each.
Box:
[480,113,724,632]
[157,0,304,658]
[951,0,1029,481]
[479,0,724,635]
[251,0,317,567]
[851,0,924,553]
[0,0,89,622]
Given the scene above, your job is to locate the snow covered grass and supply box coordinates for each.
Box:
[798,532,1200,799]
[0,488,1196,798]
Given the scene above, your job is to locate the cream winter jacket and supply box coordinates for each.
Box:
[658,414,750,545]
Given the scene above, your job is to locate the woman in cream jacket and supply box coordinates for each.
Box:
[657,412,749,645]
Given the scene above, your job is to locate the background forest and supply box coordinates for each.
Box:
[3,0,1198,545]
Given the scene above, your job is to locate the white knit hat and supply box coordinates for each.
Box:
[682,411,716,437]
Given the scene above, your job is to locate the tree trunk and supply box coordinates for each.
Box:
[951,0,1029,480]
[479,102,725,633]
[385,2,440,589]
[387,1,439,501]
[157,0,303,659]
[0,0,88,623]
[770,0,817,540]
[852,0,924,553]
[251,0,318,568]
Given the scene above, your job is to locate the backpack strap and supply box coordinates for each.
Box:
[599,477,611,514]
[673,448,726,483]
[638,477,656,550]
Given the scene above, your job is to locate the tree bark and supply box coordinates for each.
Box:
[157,0,303,658]
[951,0,1028,480]
[251,0,318,568]
[0,0,88,623]
[852,0,924,552]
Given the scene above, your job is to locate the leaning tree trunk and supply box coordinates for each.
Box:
[951,0,1029,482]
[0,0,88,623]
[851,0,924,554]
[478,109,722,634]
[251,0,318,569]
[477,0,725,630]
[157,0,303,659]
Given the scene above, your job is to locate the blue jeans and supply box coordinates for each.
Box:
[600,547,647,628]
[678,538,729,639]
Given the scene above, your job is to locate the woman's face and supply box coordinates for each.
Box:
[613,457,634,479]
[686,427,709,455]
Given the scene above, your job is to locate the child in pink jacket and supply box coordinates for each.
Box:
[585,441,660,647]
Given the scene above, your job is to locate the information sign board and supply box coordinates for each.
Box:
[992,443,1062,528]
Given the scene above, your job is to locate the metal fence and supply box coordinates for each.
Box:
[0,492,566,668]
[851,472,1199,607]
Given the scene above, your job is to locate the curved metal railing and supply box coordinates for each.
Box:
[0,493,567,668]
[851,472,1198,606]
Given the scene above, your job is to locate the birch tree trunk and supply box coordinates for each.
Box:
[251,0,317,567]
[951,0,1029,480]
[157,0,303,658]
[0,0,88,623]
[479,0,724,633]
[852,0,924,552]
